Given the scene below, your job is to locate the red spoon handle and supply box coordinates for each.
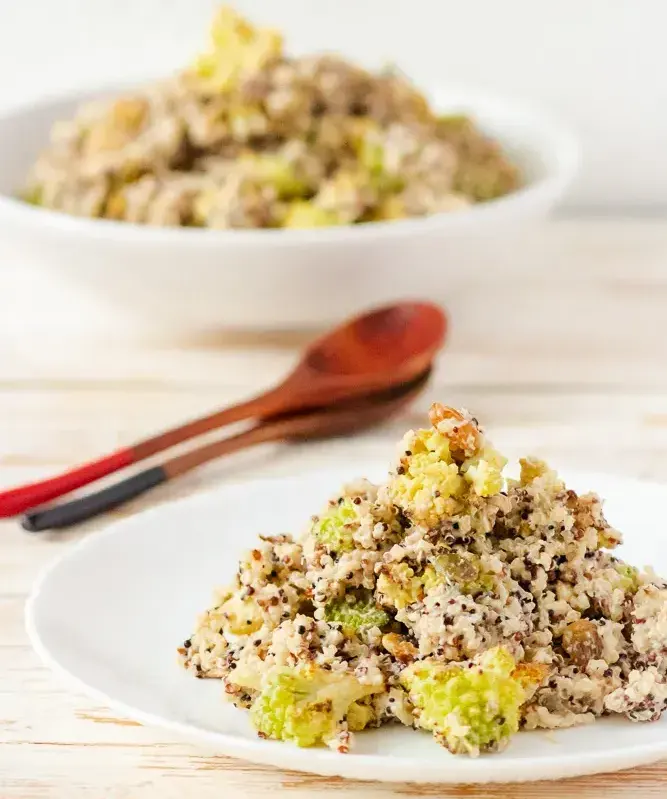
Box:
[0,389,289,518]
[0,448,135,518]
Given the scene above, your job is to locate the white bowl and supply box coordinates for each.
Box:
[0,84,578,332]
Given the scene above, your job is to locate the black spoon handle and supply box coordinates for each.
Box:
[21,467,167,532]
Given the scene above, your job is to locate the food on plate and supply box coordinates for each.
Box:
[179,403,667,756]
[21,7,521,229]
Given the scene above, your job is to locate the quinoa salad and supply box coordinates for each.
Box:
[179,404,667,756]
[21,7,521,229]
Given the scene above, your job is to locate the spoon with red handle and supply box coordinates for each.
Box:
[0,301,446,518]
[21,370,430,531]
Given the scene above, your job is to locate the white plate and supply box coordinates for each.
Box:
[26,465,667,784]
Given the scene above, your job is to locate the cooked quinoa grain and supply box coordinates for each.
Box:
[21,7,520,229]
[180,403,667,755]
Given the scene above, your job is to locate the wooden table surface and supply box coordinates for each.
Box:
[2,218,667,797]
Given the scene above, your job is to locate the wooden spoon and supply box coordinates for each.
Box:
[21,369,431,532]
[0,301,446,517]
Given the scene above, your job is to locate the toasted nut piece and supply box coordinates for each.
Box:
[429,403,464,426]
[382,633,418,663]
[428,403,480,461]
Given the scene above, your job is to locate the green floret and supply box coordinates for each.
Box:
[376,562,425,609]
[218,592,263,635]
[21,185,43,206]
[613,562,640,593]
[191,7,283,92]
[240,154,309,198]
[387,428,466,527]
[249,664,379,747]
[346,699,375,731]
[357,133,404,193]
[401,647,526,756]
[324,594,390,633]
[311,497,359,553]
[282,201,342,228]
[461,451,506,497]
[437,114,473,137]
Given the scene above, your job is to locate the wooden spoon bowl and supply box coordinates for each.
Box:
[300,301,445,384]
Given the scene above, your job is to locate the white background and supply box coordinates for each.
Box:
[1,0,666,211]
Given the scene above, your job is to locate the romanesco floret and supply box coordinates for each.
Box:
[22,185,43,206]
[310,498,359,553]
[357,128,384,176]
[401,647,526,755]
[517,457,562,489]
[248,664,379,747]
[461,446,506,497]
[219,592,263,635]
[376,562,425,609]
[370,194,406,221]
[613,562,641,594]
[356,130,405,193]
[191,6,283,91]
[240,154,309,198]
[346,699,375,731]
[324,594,389,633]
[228,105,270,141]
[282,201,342,228]
[437,114,473,138]
[388,428,465,527]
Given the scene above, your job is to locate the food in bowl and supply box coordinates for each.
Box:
[20,6,521,229]
[179,403,667,756]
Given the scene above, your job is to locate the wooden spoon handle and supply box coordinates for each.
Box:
[19,372,429,533]
[21,467,169,532]
[20,408,364,532]
[21,423,289,532]
[0,387,287,519]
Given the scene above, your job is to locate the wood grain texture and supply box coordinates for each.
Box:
[2,219,667,796]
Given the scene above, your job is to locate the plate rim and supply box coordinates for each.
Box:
[24,466,667,784]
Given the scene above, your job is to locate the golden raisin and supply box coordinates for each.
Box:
[561,620,602,669]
